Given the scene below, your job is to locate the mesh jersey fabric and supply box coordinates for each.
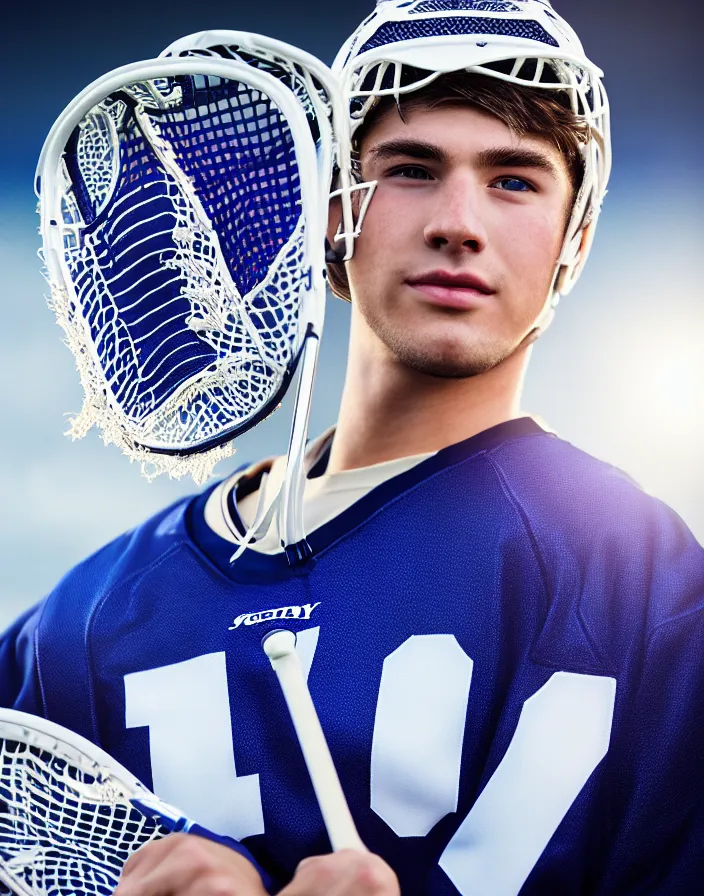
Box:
[1,418,703,894]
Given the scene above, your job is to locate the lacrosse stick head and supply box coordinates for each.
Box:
[0,709,183,896]
[36,50,332,483]
[332,0,611,305]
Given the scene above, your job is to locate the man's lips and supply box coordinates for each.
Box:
[406,270,496,310]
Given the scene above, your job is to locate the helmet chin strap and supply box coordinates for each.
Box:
[530,215,595,340]
[513,295,556,358]
[518,238,580,348]
[531,300,558,340]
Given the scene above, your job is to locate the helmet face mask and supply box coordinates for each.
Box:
[332,0,611,308]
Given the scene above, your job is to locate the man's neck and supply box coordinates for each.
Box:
[327,330,530,475]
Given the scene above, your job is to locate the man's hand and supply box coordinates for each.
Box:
[114,834,268,896]
[114,836,399,896]
[280,850,400,896]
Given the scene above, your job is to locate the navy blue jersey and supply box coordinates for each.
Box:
[2,418,704,894]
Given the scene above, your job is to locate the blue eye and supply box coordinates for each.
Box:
[493,177,534,192]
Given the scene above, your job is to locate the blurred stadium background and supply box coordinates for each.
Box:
[0,0,701,628]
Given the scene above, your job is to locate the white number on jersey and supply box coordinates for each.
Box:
[125,652,264,840]
[124,635,615,895]
[371,635,473,836]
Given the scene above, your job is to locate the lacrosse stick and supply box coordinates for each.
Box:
[35,44,343,563]
[262,630,366,853]
[0,709,259,896]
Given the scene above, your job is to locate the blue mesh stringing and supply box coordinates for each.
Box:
[62,74,304,427]
[65,120,216,421]
[151,76,301,298]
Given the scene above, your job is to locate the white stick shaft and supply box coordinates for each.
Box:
[269,651,365,852]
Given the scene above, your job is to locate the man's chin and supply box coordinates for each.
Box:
[391,343,512,379]
[359,304,521,379]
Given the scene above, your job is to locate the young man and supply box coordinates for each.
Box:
[2,2,704,894]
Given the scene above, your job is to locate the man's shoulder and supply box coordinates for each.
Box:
[488,428,683,540]
[488,430,704,633]
[47,491,202,610]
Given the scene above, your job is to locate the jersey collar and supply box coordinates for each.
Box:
[187,416,552,583]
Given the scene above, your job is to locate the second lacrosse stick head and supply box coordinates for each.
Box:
[36,49,334,483]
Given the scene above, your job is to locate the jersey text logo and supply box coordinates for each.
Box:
[228,603,321,631]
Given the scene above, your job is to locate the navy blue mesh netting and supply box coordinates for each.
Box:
[61,74,304,440]
[179,47,323,146]
[146,75,301,301]
[409,1,522,13]
[357,17,558,54]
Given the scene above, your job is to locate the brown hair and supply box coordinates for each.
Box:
[327,70,591,301]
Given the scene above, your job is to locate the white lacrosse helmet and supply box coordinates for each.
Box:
[332,0,611,303]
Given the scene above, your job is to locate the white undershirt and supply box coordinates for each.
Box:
[204,427,436,555]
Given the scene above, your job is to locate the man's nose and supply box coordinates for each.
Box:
[423,175,488,253]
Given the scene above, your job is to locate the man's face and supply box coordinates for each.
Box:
[341,102,574,378]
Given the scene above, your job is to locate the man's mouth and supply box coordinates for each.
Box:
[406,270,496,309]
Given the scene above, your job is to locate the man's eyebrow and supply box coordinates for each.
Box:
[476,147,560,179]
[367,140,560,179]
[368,139,447,164]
